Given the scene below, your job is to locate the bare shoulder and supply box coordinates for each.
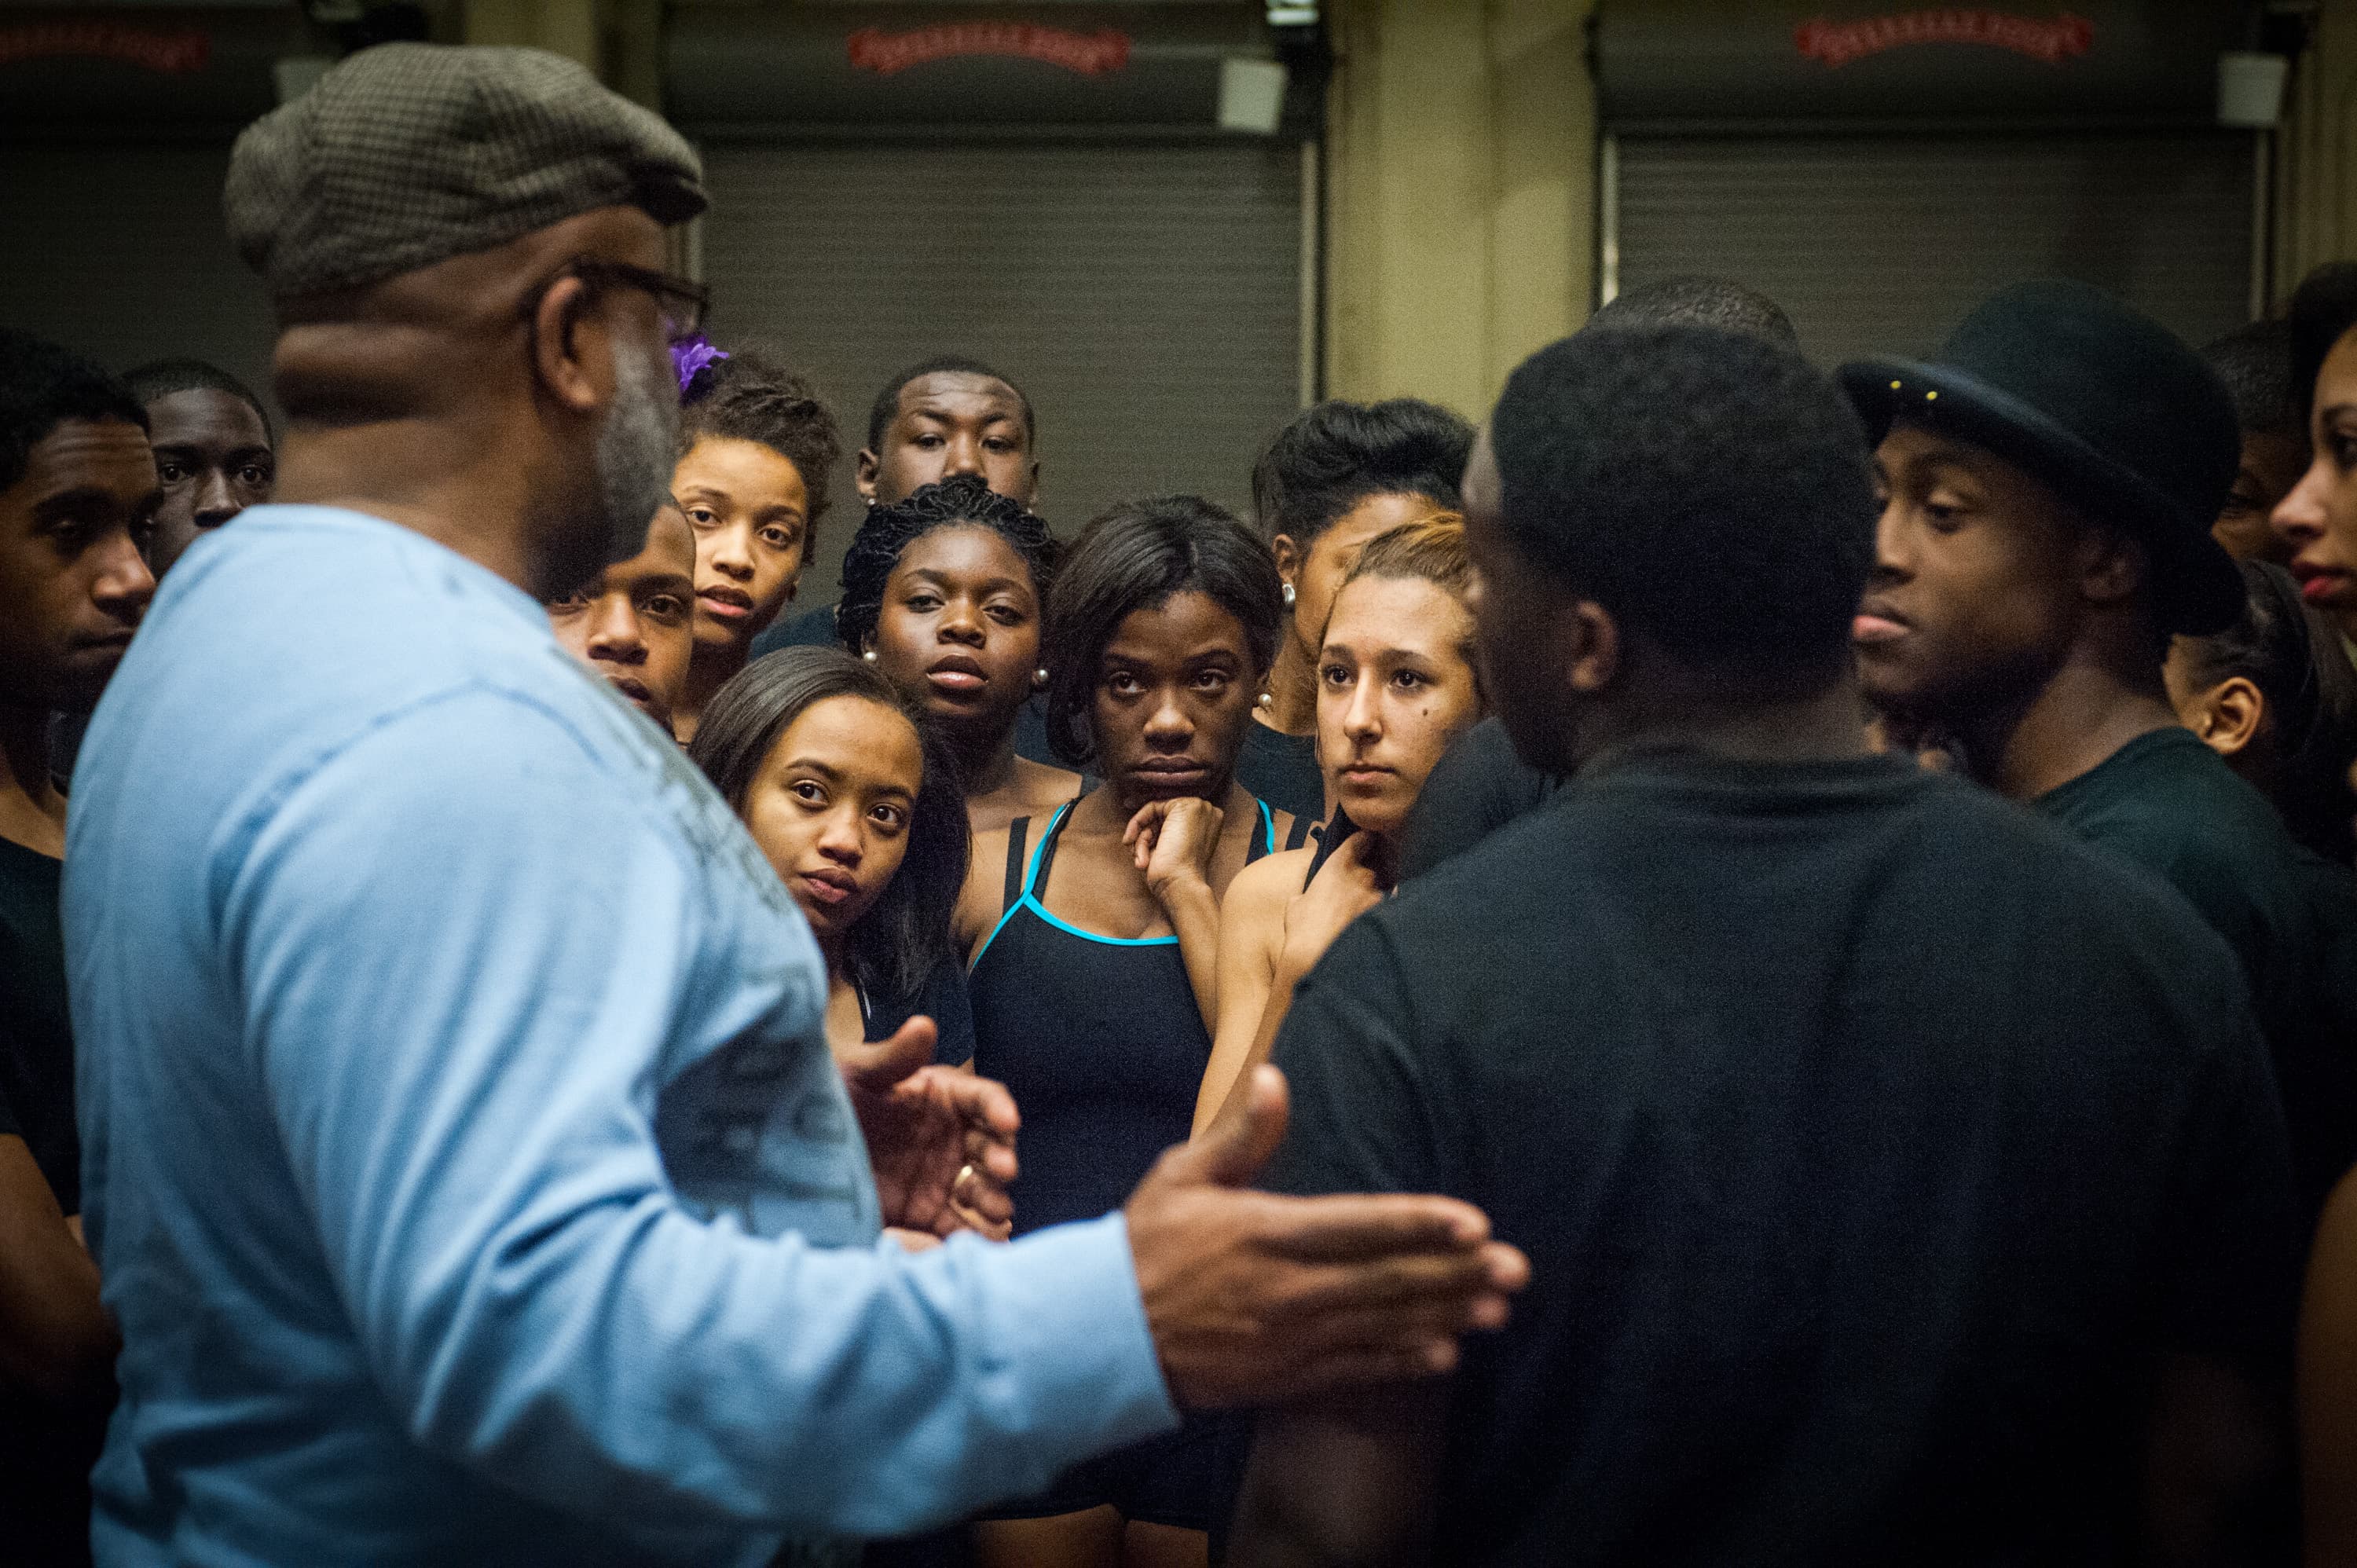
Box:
[1228,845,1311,917]
[1014,755,1083,812]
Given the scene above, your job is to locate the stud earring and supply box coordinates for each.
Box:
[862,649,878,663]
[1035,668,1050,686]
[1281,581,1296,609]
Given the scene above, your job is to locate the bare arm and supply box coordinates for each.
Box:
[0,1134,115,1409]
[1195,855,1292,1137]
[1228,1379,1449,1568]
[2302,1169,2357,1566]
[1127,797,1228,1031]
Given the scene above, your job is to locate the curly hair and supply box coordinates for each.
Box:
[1493,324,1875,690]
[1043,496,1282,768]
[680,345,844,540]
[1,329,146,495]
[833,474,1056,651]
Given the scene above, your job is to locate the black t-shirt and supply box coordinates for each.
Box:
[1268,748,2298,1568]
[1397,714,1562,880]
[860,952,977,1068]
[2037,727,2357,1217]
[1233,719,1324,826]
[0,834,76,1212]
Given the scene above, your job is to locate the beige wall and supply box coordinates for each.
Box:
[2277,0,2357,303]
[1321,0,1596,420]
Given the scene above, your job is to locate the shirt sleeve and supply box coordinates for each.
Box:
[224,688,1175,1539]
[1262,914,1451,1200]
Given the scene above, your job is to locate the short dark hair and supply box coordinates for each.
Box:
[1490,324,1875,689]
[2202,320,2301,437]
[687,647,969,1009]
[123,357,275,445]
[2289,262,2357,427]
[864,354,1036,455]
[2176,560,2357,865]
[0,329,148,496]
[1250,397,1474,550]
[1043,496,1282,767]
[680,345,843,539]
[834,474,1056,651]
[1590,276,1801,347]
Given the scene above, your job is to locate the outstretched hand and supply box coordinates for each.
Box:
[838,1017,1020,1242]
[1126,1064,1528,1410]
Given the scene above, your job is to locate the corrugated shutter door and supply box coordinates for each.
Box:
[1612,132,2256,365]
[0,144,278,408]
[698,141,1304,601]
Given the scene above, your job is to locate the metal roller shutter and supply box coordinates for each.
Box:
[1611,131,2258,365]
[0,143,278,409]
[696,140,1306,602]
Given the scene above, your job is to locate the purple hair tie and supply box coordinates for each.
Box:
[671,335,728,397]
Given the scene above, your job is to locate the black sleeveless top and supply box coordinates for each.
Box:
[968,794,1289,1235]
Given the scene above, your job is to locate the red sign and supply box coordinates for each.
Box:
[1795,9,2096,68]
[0,20,210,74]
[847,23,1131,78]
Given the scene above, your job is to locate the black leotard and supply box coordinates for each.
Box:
[967,793,1276,1236]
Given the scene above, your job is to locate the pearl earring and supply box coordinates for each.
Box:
[1281,581,1296,609]
[1035,668,1050,685]
[862,649,878,662]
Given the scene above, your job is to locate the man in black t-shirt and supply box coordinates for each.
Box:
[0,333,155,1562]
[1395,277,1800,879]
[1843,281,2357,1218]
[1228,325,2300,1567]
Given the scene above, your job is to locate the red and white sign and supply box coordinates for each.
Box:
[847,23,1132,79]
[1795,9,2096,69]
[0,20,210,74]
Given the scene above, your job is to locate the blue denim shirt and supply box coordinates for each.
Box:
[65,507,1176,1566]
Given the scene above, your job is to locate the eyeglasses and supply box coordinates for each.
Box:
[541,257,710,344]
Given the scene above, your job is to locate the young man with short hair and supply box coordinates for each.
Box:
[2201,319,2308,566]
[0,327,158,1566]
[1845,280,2357,1215]
[1232,323,2300,1566]
[753,355,1039,657]
[120,358,276,577]
[548,501,696,735]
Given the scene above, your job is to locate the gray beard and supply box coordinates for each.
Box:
[595,342,680,568]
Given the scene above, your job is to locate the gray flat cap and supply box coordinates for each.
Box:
[226,42,705,300]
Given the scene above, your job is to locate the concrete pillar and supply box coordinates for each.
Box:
[2277,1,2357,302]
[1322,0,1596,419]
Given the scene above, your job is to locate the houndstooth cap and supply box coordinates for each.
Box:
[225,42,705,301]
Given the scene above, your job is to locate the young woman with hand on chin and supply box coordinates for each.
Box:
[687,647,1008,1246]
[669,343,843,742]
[961,497,1292,1568]
[837,474,1080,834]
[1193,515,1485,1138]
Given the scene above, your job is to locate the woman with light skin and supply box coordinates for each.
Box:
[669,343,843,743]
[838,474,1079,835]
[1192,515,1484,1138]
[687,647,1006,1251]
[960,497,1292,1568]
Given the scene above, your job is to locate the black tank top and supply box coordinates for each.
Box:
[969,794,1281,1235]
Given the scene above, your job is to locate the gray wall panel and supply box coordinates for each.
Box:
[1614,132,2256,366]
[0,142,278,411]
[698,140,1303,605]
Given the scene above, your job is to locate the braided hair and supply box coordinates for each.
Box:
[680,346,843,544]
[833,474,1056,651]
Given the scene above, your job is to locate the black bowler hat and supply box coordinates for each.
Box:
[1841,280,2244,636]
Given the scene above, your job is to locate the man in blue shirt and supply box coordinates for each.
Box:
[63,44,1525,1566]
